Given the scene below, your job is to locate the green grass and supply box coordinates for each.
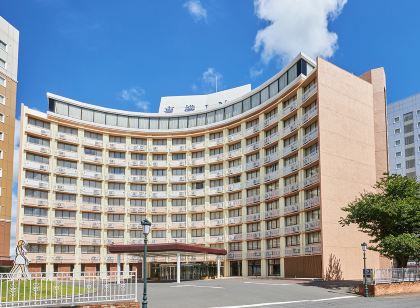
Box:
[1,280,88,301]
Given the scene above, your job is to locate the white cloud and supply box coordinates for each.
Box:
[184,0,207,22]
[250,66,264,78]
[202,67,222,91]
[254,0,347,63]
[119,87,150,111]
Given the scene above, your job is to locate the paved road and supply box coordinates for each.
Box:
[139,278,420,308]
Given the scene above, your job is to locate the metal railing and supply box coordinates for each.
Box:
[372,268,420,284]
[0,271,137,307]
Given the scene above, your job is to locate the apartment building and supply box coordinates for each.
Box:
[388,93,420,179]
[17,53,388,279]
[0,17,19,258]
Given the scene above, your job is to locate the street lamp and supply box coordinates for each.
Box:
[361,242,369,297]
[141,219,152,308]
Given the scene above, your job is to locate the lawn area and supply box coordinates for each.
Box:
[1,279,88,301]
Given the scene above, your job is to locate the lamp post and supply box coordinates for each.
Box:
[141,219,151,308]
[361,242,369,297]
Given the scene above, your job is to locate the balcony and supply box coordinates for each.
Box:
[151,222,167,229]
[228,234,243,241]
[27,124,51,137]
[207,202,224,211]
[264,152,280,164]
[80,203,101,212]
[170,144,187,152]
[189,173,205,182]
[264,133,279,146]
[305,219,320,231]
[82,154,103,164]
[190,204,206,213]
[188,189,205,197]
[128,144,147,152]
[246,195,260,205]
[170,191,186,198]
[150,145,168,152]
[302,84,317,102]
[264,114,279,128]
[226,165,242,175]
[170,222,186,229]
[80,255,101,263]
[264,189,280,200]
[227,182,242,192]
[208,154,225,164]
[245,213,260,222]
[227,251,243,260]
[245,160,261,171]
[170,159,187,167]
[106,221,125,229]
[107,205,125,213]
[304,196,320,209]
[21,216,48,225]
[303,152,319,166]
[208,235,224,243]
[128,191,147,198]
[304,244,322,255]
[191,157,205,166]
[285,246,301,257]
[80,238,101,245]
[265,228,282,238]
[54,236,76,245]
[128,206,146,213]
[128,238,144,245]
[227,133,242,143]
[246,231,261,240]
[107,190,126,197]
[304,173,320,187]
[107,174,126,181]
[247,250,262,259]
[227,199,242,208]
[108,142,126,151]
[245,142,260,154]
[265,249,281,258]
[264,171,279,183]
[190,220,205,228]
[284,224,300,235]
[56,149,78,160]
[23,234,48,244]
[23,178,49,190]
[264,208,281,219]
[25,143,50,155]
[55,166,78,177]
[283,162,299,176]
[227,149,242,159]
[227,216,242,225]
[282,100,298,117]
[284,182,299,194]
[82,170,102,180]
[53,254,75,263]
[244,125,260,137]
[54,184,77,194]
[57,132,79,143]
[150,238,168,244]
[191,141,205,150]
[53,218,76,227]
[105,255,118,263]
[284,203,300,214]
[54,201,76,210]
[303,129,318,145]
[190,237,205,244]
[149,175,166,183]
[171,175,187,182]
[129,175,147,183]
[245,178,260,188]
[27,254,47,263]
[22,197,48,207]
[302,108,318,124]
[129,160,147,167]
[208,186,224,195]
[107,158,127,167]
[283,142,299,158]
[282,121,299,136]
[83,138,103,148]
[107,238,125,245]
[208,137,224,147]
[24,161,50,172]
[150,160,168,167]
[80,220,101,229]
[208,171,224,180]
[171,206,186,213]
[151,207,167,214]
[81,187,102,196]
[208,219,225,227]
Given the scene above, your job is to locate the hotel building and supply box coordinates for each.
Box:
[387,93,420,180]
[17,54,389,279]
[0,17,19,258]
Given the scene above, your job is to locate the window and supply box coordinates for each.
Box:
[396,152,401,157]
[57,142,77,152]
[394,128,400,134]
[107,230,124,238]
[130,214,146,222]
[84,131,103,141]
[55,210,76,219]
[23,225,47,235]
[55,245,75,254]
[394,117,399,123]
[109,136,126,144]
[191,229,205,237]
[131,138,147,145]
[27,135,50,146]
[58,125,78,136]
[81,228,101,238]
[0,59,5,69]
[406,159,415,169]
[27,244,47,253]
[24,207,48,217]
[0,132,5,141]
[109,151,125,159]
[152,230,166,238]
[0,40,6,51]
[84,147,102,157]
[171,230,186,238]
[55,227,76,236]
[306,232,321,244]
[81,246,100,254]
[395,140,401,146]
[396,163,401,169]
[82,212,101,221]
[0,76,5,87]
[0,113,4,122]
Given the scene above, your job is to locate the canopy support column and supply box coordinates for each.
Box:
[177,253,181,283]
[117,254,121,284]
[217,258,221,279]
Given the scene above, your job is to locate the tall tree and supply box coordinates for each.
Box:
[340,174,420,267]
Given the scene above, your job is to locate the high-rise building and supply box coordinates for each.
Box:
[17,54,389,279]
[387,93,420,179]
[0,16,19,258]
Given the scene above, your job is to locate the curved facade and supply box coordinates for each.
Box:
[17,54,389,279]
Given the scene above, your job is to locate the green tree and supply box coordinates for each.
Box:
[340,174,420,267]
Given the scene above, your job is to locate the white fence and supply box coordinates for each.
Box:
[372,268,420,284]
[0,271,137,307]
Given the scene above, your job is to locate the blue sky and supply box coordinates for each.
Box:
[3,0,420,252]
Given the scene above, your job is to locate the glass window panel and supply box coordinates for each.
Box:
[129,117,139,128]
[188,115,197,128]
[207,111,215,124]
[269,79,279,97]
[279,73,287,90]
[233,102,242,116]
[82,109,94,122]
[55,102,69,116]
[288,63,298,82]
[197,114,206,126]
[94,112,105,124]
[179,117,188,128]
[139,117,149,129]
[215,109,224,122]
[169,118,178,129]
[68,105,81,119]
[159,118,169,129]
[243,98,251,112]
[118,115,128,127]
[261,87,269,102]
[106,114,117,126]
[251,93,260,108]
[150,118,159,129]
[225,106,233,118]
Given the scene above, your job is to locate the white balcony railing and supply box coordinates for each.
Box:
[23,178,49,189]
[265,228,282,238]
[246,195,260,205]
[24,161,50,172]
[245,213,260,222]
[303,151,319,166]
[227,216,242,225]
[56,149,78,160]
[56,132,78,143]
[304,173,320,187]
[264,208,281,219]
[304,196,320,209]
[27,125,51,137]
[55,166,78,177]
[285,246,301,256]
[227,182,242,192]
[227,199,242,208]
[305,219,321,231]
[284,224,300,235]
[303,129,318,145]
[264,189,280,200]
[304,244,322,255]
[284,203,300,214]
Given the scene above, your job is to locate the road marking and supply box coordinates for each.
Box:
[243,282,291,286]
[210,295,357,308]
[170,284,223,289]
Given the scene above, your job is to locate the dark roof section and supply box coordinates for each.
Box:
[108,243,227,256]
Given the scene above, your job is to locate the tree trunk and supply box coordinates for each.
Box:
[395,256,409,268]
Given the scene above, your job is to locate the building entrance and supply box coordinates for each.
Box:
[230,261,242,276]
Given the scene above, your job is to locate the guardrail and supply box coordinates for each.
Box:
[0,271,137,307]
[372,268,420,284]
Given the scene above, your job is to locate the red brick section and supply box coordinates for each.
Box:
[358,282,420,296]
[108,243,227,255]
[77,302,139,308]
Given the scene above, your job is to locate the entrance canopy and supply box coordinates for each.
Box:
[108,243,227,257]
